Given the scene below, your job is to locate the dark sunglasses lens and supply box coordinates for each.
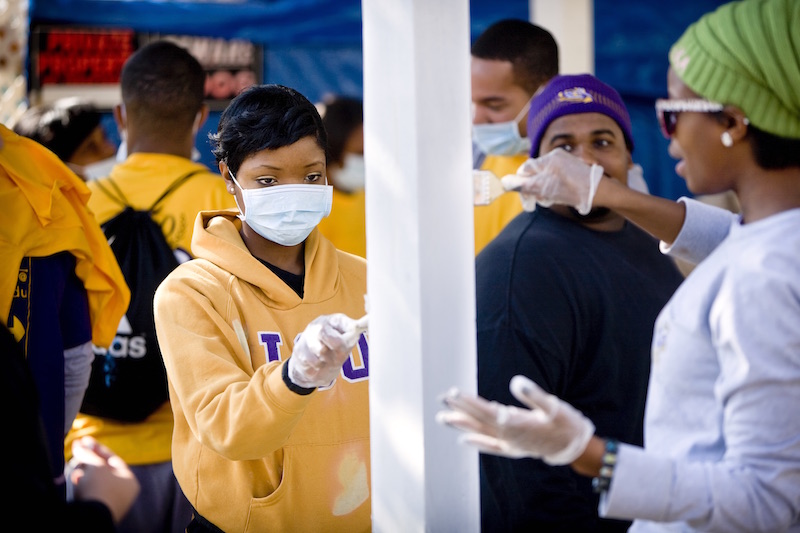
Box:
[657,110,669,138]
[667,111,679,136]
[658,110,678,138]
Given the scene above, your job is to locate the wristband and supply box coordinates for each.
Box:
[282,360,315,396]
[592,438,618,494]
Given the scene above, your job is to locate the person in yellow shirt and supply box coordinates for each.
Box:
[471,19,559,254]
[65,41,235,533]
[154,84,369,532]
[317,95,367,257]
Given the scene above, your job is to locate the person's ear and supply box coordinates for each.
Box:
[220,161,235,194]
[720,105,750,145]
[112,104,126,131]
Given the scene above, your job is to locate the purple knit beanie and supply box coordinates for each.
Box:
[527,73,634,157]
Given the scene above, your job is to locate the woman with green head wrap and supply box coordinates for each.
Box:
[437,0,800,531]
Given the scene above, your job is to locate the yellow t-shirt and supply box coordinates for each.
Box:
[65,152,236,465]
[473,153,529,255]
[317,188,367,258]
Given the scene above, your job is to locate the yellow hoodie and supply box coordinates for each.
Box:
[154,210,370,532]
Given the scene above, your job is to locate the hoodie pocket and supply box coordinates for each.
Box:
[245,440,371,532]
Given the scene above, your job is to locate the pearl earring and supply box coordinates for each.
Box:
[721,131,733,147]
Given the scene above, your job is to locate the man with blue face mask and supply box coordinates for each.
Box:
[471,19,559,254]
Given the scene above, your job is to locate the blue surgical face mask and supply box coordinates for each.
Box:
[335,153,366,193]
[229,170,333,246]
[472,99,532,156]
[80,156,118,181]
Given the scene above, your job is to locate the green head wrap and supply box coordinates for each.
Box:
[669,0,800,139]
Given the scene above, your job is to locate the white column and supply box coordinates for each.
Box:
[531,0,595,74]
[362,0,479,531]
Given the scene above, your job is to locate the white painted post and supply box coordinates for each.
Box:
[531,0,595,74]
[362,0,480,531]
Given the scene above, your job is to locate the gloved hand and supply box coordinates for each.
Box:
[437,375,595,465]
[501,149,604,215]
[288,313,367,389]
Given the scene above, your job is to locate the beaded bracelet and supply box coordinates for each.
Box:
[592,438,619,494]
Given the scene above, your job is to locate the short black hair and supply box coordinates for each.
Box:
[321,96,363,165]
[211,84,327,173]
[13,98,101,161]
[120,40,205,133]
[471,19,559,94]
[747,125,800,170]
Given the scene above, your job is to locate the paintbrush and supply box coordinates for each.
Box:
[473,170,527,205]
[473,170,506,205]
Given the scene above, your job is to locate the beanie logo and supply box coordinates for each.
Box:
[557,87,593,104]
[670,47,690,75]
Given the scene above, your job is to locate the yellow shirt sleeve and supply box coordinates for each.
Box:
[473,153,529,255]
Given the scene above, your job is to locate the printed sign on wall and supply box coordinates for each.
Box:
[33,27,136,85]
[29,26,263,110]
[149,34,261,108]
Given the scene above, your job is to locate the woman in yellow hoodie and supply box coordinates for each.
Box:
[153,85,370,532]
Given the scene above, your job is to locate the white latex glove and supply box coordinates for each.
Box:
[626,163,649,194]
[436,375,595,465]
[501,150,604,215]
[288,313,368,389]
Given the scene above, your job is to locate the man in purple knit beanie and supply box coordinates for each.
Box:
[472,73,684,532]
[527,73,634,158]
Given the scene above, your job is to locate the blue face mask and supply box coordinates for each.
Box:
[229,170,333,247]
[472,100,532,156]
[335,153,366,193]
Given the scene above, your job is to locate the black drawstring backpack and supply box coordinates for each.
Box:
[81,170,201,422]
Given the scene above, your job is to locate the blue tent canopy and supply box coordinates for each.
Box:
[30,0,727,199]
[31,0,527,45]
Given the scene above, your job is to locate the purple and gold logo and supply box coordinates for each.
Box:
[557,87,593,104]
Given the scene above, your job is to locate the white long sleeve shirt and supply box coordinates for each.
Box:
[660,197,738,264]
[601,201,800,532]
